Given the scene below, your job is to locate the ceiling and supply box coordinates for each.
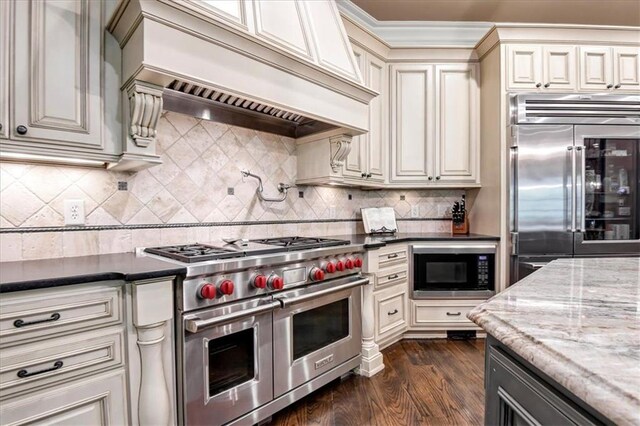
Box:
[350,0,640,26]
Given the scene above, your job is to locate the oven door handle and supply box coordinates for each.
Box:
[185,301,281,333]
[275,278,369,308]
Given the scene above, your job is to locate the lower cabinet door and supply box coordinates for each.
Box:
[485,344,598,426]
[0,369,128,425]
[374,284,408,344]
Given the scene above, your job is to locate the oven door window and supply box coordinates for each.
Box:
[207,328,255,397]
[292,298,349,360]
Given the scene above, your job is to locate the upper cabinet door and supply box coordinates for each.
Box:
[366,54,387,182]
[390,64,434,182]
[613,46,640,91]
[579,46,613,91]
[343,44,367,180]
[177,0,250,30]
[301,1,361,82]
[253,0,313,60]
[506,45,542,90]
[542,46,576,91]
[12,0,103,149]
[434,64,479,184]
[0,0,9,139]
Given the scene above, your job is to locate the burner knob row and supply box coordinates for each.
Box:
[309,267,325,282]
[268,275,285,290]
[199,280,235,299]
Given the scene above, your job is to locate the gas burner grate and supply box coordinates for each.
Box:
[145,244,244,263]
[250,236,349,251]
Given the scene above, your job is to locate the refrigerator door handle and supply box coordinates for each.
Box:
[567,146,576,232]
[575,145,585,233]
[510,146,518,232]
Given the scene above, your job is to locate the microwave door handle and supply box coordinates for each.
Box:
[275,278,369,308]
[185,300,281,333]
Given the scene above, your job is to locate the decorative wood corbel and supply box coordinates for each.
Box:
[329,134,352,173]
[127,81,164,148]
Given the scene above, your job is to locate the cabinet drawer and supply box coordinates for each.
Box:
[0,284,123,346]
[411,300,482,327]
[0,326,125,399]
[377,246,408,269]
[375,267,408,290]
[0,369,128,425]
[374,285,407,341]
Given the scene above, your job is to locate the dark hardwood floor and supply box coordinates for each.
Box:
[270,338,486,426]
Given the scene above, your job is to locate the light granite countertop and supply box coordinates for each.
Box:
[468,257,640,425]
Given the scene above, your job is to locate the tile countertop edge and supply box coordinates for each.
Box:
[468,293,638,426]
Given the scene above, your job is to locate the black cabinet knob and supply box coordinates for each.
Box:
[614,84,621,89]
[606,84,614,89]
[436,176,441,180]
[367,173,372,178]
[0,123,3,131]
[361,172,366,178]
[428,176,433,181]
[16,125,28,135]
[544,83,551,88]
[535,83,542,88]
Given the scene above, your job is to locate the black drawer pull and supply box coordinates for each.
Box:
[387,253,399,259]
[446,312,462,316]
[17,360,63,378]
[14,313,61,328]
[388,309,399,316]
[387,274,399,280]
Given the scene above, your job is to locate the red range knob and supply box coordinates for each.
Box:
[324,261,336,273]
[252,274,267,289]
[219,280,235,296]
[310,267,325,281]
[269,275,285,290]
[335,260,345,271]
[354,257,363,268]
[345,258,355,270]
[199,283,217,300]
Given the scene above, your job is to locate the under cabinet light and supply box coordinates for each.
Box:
[0,152,107,168]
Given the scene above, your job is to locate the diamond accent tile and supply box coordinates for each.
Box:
[166,172,199,204]
[102,191,144,224]
[0,182,45,226]
[165,138,199,169]
[20,166,72,202]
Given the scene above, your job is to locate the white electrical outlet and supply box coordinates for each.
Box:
[329,205,337,218]
[64,199,85,225]
[411,206,420,218]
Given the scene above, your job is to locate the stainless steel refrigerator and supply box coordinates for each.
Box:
[509,93,640,284]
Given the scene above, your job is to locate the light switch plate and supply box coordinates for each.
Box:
[64,199,85,225]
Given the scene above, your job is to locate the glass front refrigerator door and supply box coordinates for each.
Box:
[575,125,640,255]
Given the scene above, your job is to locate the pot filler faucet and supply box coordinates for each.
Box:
[240,169,295,202]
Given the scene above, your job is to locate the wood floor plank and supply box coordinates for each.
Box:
[270,338,485,426]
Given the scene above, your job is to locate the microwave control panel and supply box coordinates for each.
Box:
[477,255,490,285]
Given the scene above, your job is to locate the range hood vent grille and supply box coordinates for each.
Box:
[514,94,640,124]
[164,79,336,138]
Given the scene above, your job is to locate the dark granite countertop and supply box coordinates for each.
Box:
[0,253,186,293]
[325,232,499,249]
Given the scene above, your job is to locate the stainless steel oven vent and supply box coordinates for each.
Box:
[512,93,640,125]
[163,79,336,138]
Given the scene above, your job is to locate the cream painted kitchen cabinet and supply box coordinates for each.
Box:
[0,0,9,140]
[390,63,480,186]
[344,44,386,184]
[506,44,576,91]
[577,46,638,92]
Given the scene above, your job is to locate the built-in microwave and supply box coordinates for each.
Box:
[410,243,497,298]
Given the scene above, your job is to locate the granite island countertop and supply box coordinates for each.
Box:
[468,257,640,425]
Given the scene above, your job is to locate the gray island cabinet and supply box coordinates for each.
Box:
[469,258,640,426]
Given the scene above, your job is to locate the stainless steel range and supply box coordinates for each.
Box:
[144,236,368,426]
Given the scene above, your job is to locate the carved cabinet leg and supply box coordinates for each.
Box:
[358,276,385,377]
[136,322,171,426]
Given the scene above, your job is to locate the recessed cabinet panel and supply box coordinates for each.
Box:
[614,47,640,90]
[343,44,366,179]
[179,0,248,28]
[391,65,433,181]
[543,46,576,90]
[366,55,386,182]
[302,1,359,81]
[12,0,103,148]
[579,46,613,90]
[435,64,478,183]
[254,0,312,59]
[507,45,542,90]
[0,0,9,139]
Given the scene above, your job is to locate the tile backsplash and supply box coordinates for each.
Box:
[0,110,461,261]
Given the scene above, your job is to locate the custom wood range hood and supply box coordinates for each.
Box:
[107,0,376,166]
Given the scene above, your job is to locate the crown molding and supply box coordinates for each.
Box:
[337,0,493,48]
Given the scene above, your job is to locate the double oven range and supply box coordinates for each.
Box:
[144,237,368,425]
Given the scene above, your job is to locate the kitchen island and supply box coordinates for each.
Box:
[468,257,640,426]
